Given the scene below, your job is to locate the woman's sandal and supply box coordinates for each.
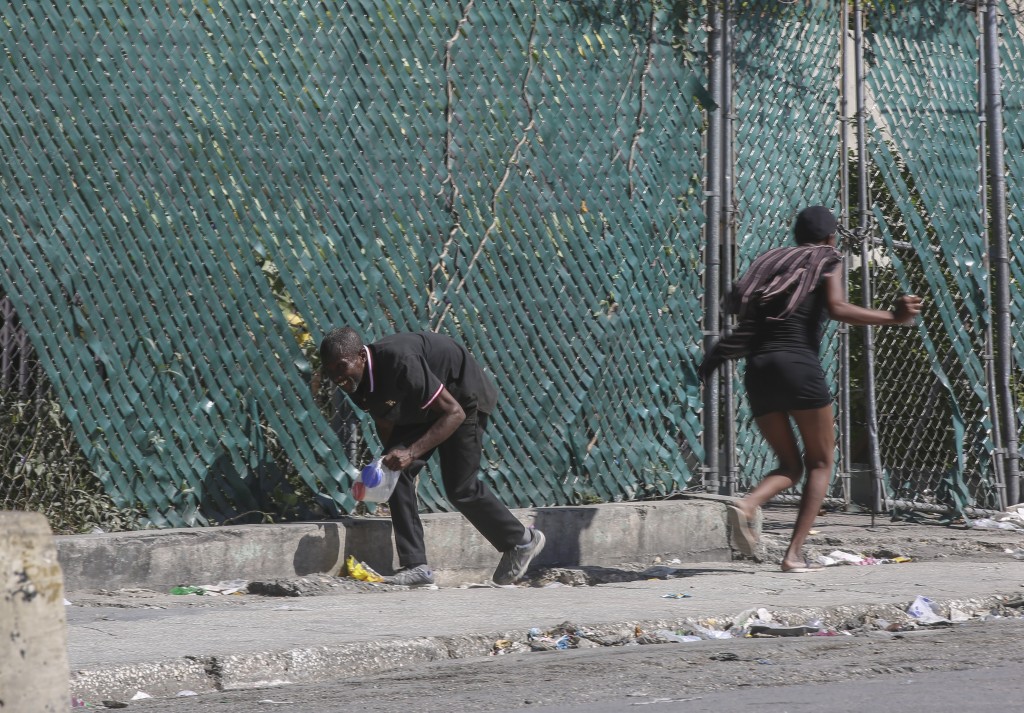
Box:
[727,504,758,557]
[781,559,824,574]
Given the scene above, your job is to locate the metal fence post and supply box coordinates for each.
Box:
[703,1,724,494]
[982,0,1021,507]
[977,1,1007,510]
[838,0,853,507]
[852,0,886,517]
[720,0,737,497]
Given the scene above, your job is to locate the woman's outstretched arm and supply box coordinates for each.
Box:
[824,270,923,326]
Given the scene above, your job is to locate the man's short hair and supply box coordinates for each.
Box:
[320,326,363,362]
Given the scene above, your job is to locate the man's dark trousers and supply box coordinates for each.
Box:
[385,411,526,568]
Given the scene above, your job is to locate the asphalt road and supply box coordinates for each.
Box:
[125,616,1024,712]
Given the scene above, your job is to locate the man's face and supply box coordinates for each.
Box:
[322,352,365,394]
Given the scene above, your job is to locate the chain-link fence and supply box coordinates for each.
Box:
[727,0,843,490]
[706,0,1021,517]
[851,0,1019,512]
[0,296,138,532]
[0,0,1020,532]
[0,0,711,529]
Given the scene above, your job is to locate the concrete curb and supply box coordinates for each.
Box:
[57,497,739,591]
[68,592,1022,702]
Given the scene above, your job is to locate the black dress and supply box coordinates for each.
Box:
[743,282,832,418]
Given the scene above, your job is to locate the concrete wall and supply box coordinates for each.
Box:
[1,511,71,712]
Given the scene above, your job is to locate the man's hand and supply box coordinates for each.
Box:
[378,388,464,472]
[382,448,417,471]
[893,294,924,324]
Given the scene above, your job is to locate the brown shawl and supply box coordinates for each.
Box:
[698,244,842,383]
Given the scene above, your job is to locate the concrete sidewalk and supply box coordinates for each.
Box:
[60,500,1024,703]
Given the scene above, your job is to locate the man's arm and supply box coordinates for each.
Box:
[380,387,465,471]
[374,419,394,452]
[824,270,922,326]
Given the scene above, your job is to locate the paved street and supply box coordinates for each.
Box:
[121,618,1024,712]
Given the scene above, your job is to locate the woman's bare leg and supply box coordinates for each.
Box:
[733,412,805,533]
[781,405,836,570]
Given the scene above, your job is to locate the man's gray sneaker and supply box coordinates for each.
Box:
[492,528,546,585]
[384,564,435,586]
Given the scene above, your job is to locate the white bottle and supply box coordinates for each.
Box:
[352,458,401,503]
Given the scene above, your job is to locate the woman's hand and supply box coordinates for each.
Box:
[893,294,924,324]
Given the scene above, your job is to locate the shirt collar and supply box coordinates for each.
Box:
[364,345,375,393]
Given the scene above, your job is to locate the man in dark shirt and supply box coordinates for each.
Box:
[319,327,545,586]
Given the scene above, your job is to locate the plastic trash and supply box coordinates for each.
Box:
[170,580,247,596]
[527,635,565,651]
[948,606,971,622]
[973,506,1024,530]
[688,622,733,639]
[967,517,1021,531]
[198,580,248,595]
[655,629,702,643]
[748,623,824,637]
[352,458,401,502]
[906,595,951,624]
[344,555,384,583]
[731,607,774,631]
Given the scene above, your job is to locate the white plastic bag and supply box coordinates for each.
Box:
[352,458,401,502]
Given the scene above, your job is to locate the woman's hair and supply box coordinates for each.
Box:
[793,205,838,245]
